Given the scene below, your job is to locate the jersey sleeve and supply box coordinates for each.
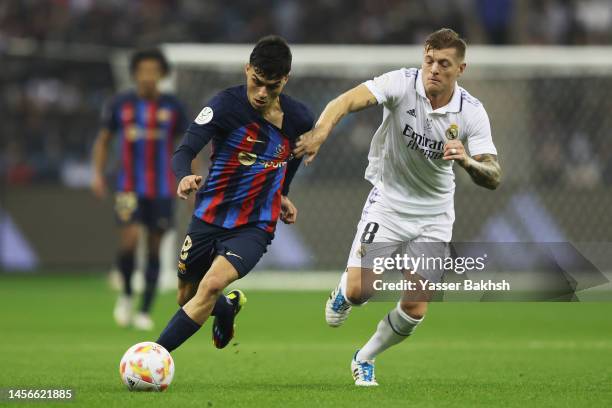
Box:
[173,99,190,137]
[465,105,497,156]
[363,69,407,109]
[100,96,119,132]
[281,104,315,196]
[172,92,232,181]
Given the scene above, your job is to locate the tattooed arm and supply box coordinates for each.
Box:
[443,141,501,190]
[294,84,378,164]
[462,154,502,190]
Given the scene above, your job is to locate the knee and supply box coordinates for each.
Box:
[399,301,427,320]
[197,274,228,299]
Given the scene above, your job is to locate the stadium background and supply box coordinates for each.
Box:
[2,0,612,273]
[1,1,612,407]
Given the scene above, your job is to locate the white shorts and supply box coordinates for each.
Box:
[346,187,454,281]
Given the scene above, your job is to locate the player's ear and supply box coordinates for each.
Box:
[458,62,466,77]
[245,63,251,76]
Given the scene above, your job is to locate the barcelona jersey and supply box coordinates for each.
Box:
[102,91,188,198]
[175,85,313,233]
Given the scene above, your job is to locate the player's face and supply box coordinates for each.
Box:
[245,64,288,111]
[421,47,465,97]
[133,59,164,95]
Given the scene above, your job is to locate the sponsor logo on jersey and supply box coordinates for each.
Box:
[403,124,444,160]
[407,108,416,117]
[124,126,171,141]
[238,150,288,168]
[262,160,287,169]
[238,151,258,166]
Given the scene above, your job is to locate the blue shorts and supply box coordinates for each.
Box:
[114,192,173,231]
[177,216,273,282]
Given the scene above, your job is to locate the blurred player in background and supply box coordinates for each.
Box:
[295,28,501,386]
[154,35,314,353]
[92,49,189,330]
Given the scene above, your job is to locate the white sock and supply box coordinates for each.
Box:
[356,303,423,361]
[339,270,354,305]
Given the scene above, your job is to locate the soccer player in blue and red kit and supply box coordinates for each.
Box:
[92,49,189,331]
[155,36,314,352]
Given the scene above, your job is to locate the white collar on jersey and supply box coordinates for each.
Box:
[415,69,462,114]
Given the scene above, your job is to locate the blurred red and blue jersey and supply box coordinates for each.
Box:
[173,85,314,233]
[101,91,188,198]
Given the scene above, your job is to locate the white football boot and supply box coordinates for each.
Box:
[132,312,154,331]
[325,282,352,327]
[351,350,379,387]
[113,295,133,328]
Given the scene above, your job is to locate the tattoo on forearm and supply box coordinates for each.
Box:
[465,154,501,190]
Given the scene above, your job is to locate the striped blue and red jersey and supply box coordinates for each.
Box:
[101,91,189,198]
[172,85,314,233]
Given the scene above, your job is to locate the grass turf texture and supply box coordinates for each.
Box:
[1,274,611,408]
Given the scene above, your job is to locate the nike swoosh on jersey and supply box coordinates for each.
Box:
[246,136,265,144]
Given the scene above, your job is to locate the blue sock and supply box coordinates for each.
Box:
[117,251,135,296]
[141,256,160,313]
[211,295,232,317]
[156,308,201,352]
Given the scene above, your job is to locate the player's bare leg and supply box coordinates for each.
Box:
[326,266,375,327]
[182,256,239,324]
[156,256,243,352]
[352,273,431,386]
[114,224,140,327]
[177,279,198,307]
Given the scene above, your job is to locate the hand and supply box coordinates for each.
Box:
[91,173,107,199]
[177,175,202,200]
[280,195,298,224]
[293,126,331,165]
[443,140,469,167]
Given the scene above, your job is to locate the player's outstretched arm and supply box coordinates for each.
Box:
[294,84,377,164]
[91,128,112,198]
[443,140,501,190]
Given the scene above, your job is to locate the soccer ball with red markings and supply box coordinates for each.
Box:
[119,342,174,391]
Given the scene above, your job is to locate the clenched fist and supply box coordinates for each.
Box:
[177,175,202,199]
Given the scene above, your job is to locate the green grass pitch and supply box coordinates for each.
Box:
[1,274,611,407]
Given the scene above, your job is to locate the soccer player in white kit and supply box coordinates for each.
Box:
[294,28,501,386]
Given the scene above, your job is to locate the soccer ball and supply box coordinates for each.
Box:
[119,342,174,391]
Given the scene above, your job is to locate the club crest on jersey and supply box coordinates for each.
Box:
[157,108,171,122]
[195,107,213,125]
[445,124,459,140]
[274,144,286,158]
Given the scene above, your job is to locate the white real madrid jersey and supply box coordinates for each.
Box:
[363,68,497,216]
